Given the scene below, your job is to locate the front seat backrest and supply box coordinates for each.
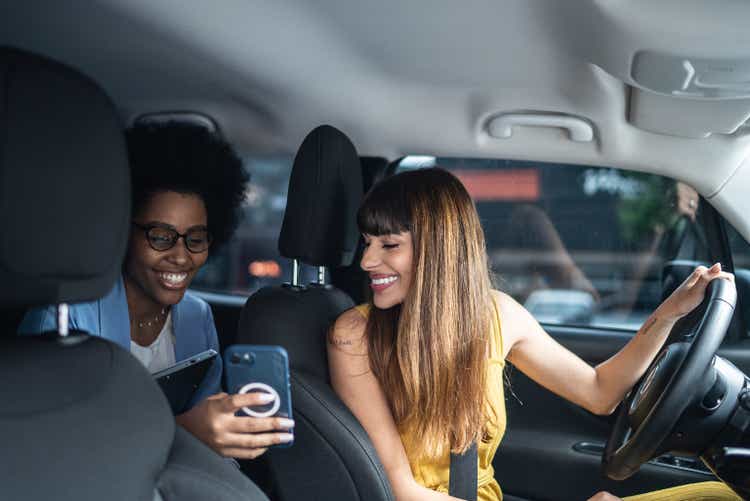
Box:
[0,47,266,501]
[237,125,394,501]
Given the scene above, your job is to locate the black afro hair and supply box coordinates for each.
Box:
[126,122,250,252]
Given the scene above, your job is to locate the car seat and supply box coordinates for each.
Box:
[236,125,394,501]
[0,46,267,501]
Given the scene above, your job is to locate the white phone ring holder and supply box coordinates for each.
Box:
[239,382,280,418]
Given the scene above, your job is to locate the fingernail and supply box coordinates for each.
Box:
[713,262,722,271]
[279,418,295,428]
[280,433,294,442]
[257,393,275,403]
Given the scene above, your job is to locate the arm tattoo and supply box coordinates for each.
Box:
[640,316,658,337]
[329,337,353,346]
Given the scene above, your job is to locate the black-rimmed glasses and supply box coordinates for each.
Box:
[132,222,212,253]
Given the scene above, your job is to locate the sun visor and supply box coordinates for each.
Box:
[278,125,363,267]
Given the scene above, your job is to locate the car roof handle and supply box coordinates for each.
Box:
[487,112,594,142]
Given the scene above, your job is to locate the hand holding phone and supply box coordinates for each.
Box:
[224,345,294,448]
[176,391,294,459]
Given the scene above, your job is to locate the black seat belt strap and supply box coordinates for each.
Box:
[449,441,478,501]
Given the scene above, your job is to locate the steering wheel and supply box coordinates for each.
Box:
[603,277,737,480]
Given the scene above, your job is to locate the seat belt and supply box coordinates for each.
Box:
[449,442,478,501]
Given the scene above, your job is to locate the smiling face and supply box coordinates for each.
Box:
[361,232,414,309]
[124,191,209,314]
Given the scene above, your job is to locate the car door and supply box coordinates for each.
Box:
[393,158,748,501]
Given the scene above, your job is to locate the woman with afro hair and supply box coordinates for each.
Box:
[20,122,294,459]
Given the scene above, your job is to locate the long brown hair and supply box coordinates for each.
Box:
[358,168,495,457]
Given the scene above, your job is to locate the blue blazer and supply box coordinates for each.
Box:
[18,276,222,411]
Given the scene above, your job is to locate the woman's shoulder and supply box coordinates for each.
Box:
[491,289,541,334]
[332,305,368,337]
[329,305,369,353]
[490,289,526,318]
[328,306,369,368]
[490,288,543,355]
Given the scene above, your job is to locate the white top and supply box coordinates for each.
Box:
[130,312,176,373]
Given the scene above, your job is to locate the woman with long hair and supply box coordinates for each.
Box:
[328,168,737,501]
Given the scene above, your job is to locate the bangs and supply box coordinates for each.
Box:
[357,176,411,236]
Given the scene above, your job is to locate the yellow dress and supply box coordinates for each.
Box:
[354,304,741,501]
[355,302,506,501]
[623,482,741,500]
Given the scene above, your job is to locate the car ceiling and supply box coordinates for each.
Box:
[3,0,750,239]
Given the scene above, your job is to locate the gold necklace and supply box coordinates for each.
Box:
[136,308,167,329]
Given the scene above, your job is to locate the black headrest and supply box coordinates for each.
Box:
[238,285,354,380]
[0,47,130,306]
[278,125,363,267]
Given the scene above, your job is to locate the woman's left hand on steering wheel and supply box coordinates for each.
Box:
[655,263,734,322]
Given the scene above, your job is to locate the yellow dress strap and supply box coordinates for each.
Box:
[354,304,370,318]
[489,295,505,365]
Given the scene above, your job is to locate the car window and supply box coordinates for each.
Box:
[396,157,711,331]
[191,155,296,296]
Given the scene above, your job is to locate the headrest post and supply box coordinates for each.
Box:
[291,259,300,287]
[57,303,69,336]
[317,266,327,285]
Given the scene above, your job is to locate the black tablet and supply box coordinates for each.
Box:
[153,349,217,415]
